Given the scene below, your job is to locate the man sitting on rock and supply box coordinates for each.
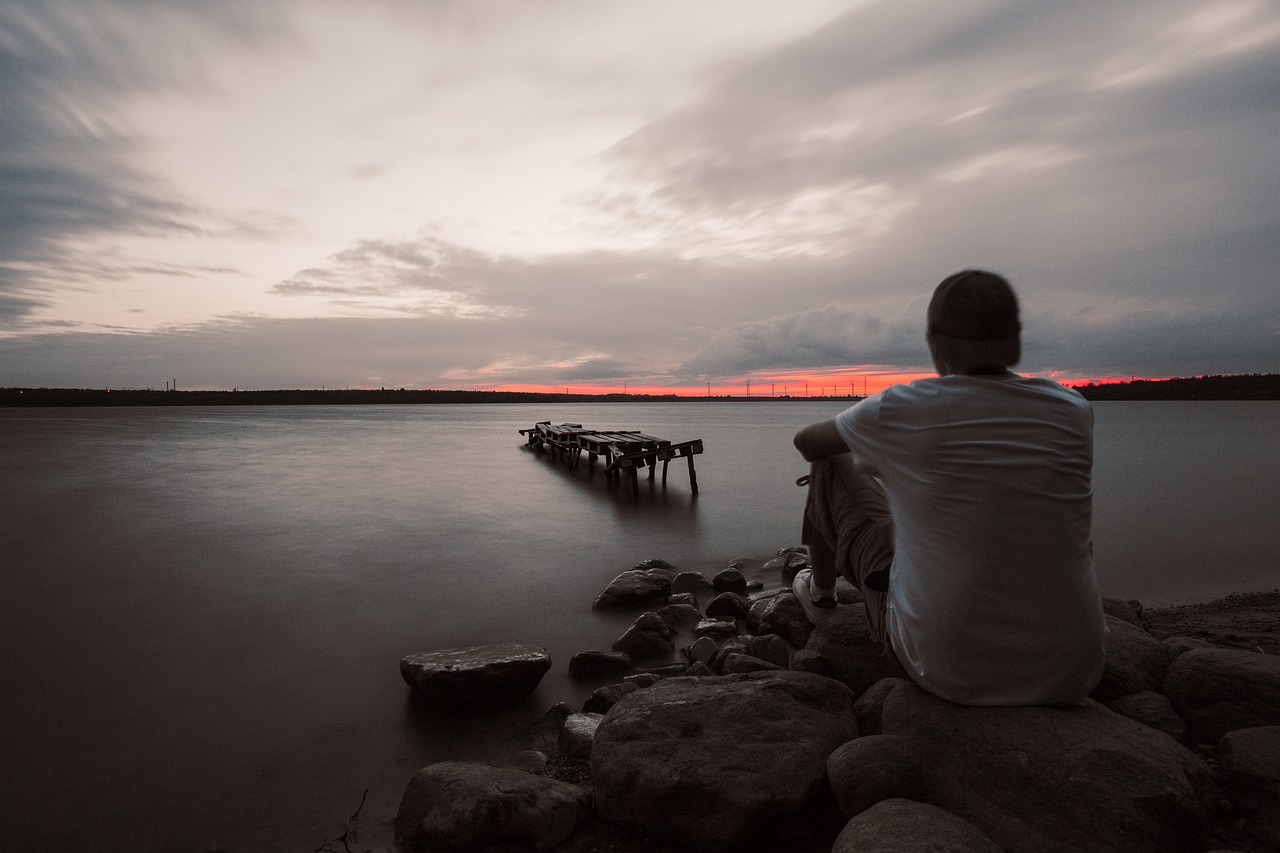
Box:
[792,269,1107,706]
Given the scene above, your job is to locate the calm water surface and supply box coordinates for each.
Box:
[1,401,1275,851]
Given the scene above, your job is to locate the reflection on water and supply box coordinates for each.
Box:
[0,401,1275,851]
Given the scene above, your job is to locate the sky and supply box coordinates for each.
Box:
[1,0,1277,394]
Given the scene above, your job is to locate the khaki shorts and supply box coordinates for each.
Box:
[801,455,894,645]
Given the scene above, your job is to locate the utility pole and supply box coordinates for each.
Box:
[706,382,711,398]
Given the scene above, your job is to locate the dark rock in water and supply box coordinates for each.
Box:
[753,591,814,648]
[559,712,604,760]
[1106,690,1187,742]
[611,612,676,661]
[395,760,590,851]
[1164,647,1280,743]
[878,680,1209,853]
[633,558,673,572]
[583,681,639,714]
[1091,614,1170,703]
[833,798,1004,853]
[686,636,719,665]
[804,606,909,695]
[826,735,925,818]
[692,618,738,640]
[592,569,672,608]
[711,567,747,595]
[568,649,632,680]
[655,602,701,628]
[705,591,750,621]
[672,571,715,595]
[668,592,698,607]
[400,643,551,709]
[591,671,858,852]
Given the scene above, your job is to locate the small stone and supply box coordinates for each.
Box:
[559,713,605,760]
[712,568,748,595]
[693,619,739,640]
[568,649,632,680]
[583,682,640,714]
[688,636,719,665]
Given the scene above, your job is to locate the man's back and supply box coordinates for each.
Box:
[836,374,1106,705]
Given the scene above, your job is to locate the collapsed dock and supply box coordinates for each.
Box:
[519,421,704,496]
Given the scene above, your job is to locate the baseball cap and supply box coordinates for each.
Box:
[927,269,1021,369]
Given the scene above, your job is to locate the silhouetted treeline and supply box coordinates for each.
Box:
[2,374,1276,406]
[1071,374,1279,401]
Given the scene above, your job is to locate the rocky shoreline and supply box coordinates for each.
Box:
[393,554,1280,853]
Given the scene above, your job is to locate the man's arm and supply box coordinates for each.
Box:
[793,417,849,461]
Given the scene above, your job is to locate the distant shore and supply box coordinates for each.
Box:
[1,373,1277,407]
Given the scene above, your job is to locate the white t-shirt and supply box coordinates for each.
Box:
[835,374,1106,705]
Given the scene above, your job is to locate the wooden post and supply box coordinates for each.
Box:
[687,456,699,494]
[629,466,640,498]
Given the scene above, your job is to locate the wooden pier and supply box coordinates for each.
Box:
[519,421,704,496]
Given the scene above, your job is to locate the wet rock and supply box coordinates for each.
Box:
[592,569,672,608]
[668,592,698,607]
[672,571,715,595]
[705,591,750,621]
[559,712,604,760]
[687,636,718,665]
[395,760,590,851]
[655,602,702,628]
[692,618,738,640]
[711,568,747,595]
[753,592,814,648]
[400,643,551,709]
[611,612,676,661]
[583,681,640,714]
[1164,647,1280,743]
[719,652,781,674]
[833,798,1004,853]
[592,671,858,852]
[568,649,632,680]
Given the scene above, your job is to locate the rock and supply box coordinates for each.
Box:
[719,652,781,674]
[655,602,702,628]
[592,569,672,608]
[754,592,814,648]
[687,636,719,665]
[705,591,750,621]
[395,760,590,851]
[507,748,548,775]
[1102,596,1145,627]
[851,677,909,736]
[559,712,604,760]
[878,681,1209,853]
[568,649,632,680]
[1219,726,1280,784]
[633,558,674,572]
[612,612,676,661]
[1091,615,1171,703]
[672,571,715,595]
[592,671,859,852]
[686,661,716,677]
[692,618,738,640]
[1163,647,1280,743]
[833,798,1004,853]
[583,681,640,714]
[789,648,835,678]
[826,735,926,817]
[803,605,910,694]
[1106,690,1187,742]
[711,568,747,595]
[743,633,796,669]
[400,644,551,709]
[623,672,662,688]
[1164,635,1217,660]
[668,592,698,607]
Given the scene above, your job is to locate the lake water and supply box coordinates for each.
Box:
[1,400,1276,851]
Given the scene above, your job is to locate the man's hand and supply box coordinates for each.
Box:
[793,417,849,461]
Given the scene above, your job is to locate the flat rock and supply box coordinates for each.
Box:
[879,681,1209,853]
[592,569,672,608]
[1091,615,1171,703]
[591,670,859,852]
[1163,647,1280,743]
[395,760,590,851]
[400,643,551,709]
[833,798,1004,853]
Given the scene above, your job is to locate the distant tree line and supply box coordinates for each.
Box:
[1,374,1276,406]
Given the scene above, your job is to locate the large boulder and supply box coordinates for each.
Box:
[592,568,672,608]
[1090,615,1171,703]
[826,735,926,818]
[833,798,1004,853]
[803,605,910,694]
[400,643,551,709]
[1105,690,1187,743]
[878,681,1209,853]
[1163,647,1280,743]
[395,761,590,851]
[591,670,859,852]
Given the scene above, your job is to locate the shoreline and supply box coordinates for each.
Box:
[1140,588,1280,655]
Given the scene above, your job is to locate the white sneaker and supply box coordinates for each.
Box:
[792,568,837,624]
